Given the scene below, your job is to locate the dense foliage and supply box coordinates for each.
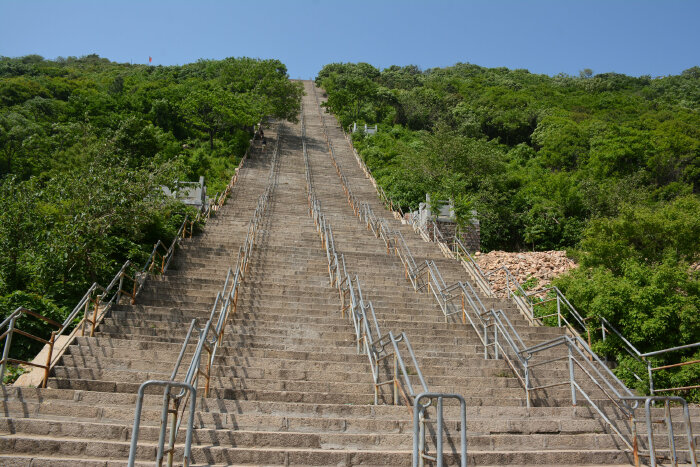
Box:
[316,62,700,398]
[0,54,302,362]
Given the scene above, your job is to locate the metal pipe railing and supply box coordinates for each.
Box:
[311,93,700,465]
[1,127,265,389]
[405,206,700,401]
[597,317,700,396]
[413,392,467,467]
[304,98,465,465]
[621,396,698,467]
[128,123,281,467]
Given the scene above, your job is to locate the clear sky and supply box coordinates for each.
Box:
[1,0,698,79]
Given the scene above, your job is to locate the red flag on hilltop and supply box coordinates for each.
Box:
[149,56,152,64]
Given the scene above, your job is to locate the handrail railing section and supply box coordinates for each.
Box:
[1,259,142,385]
[304,100,467,467]
[313,89,698,465]
[128,123,281,467]
[0,132,261,388]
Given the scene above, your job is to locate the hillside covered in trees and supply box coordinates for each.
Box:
[0,54,302,358]
[316,63,699,398]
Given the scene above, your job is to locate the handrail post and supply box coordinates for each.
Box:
[632,413,640,467]
[645,398,657,467]
[557,296,561,327]
[682,399,698,466]
[204,347,213,398]
[155,387,171,466]
[419,410,426,467]
[81,296,90,336]
[393,353,399,405]
[43,331,56,388]
[117,273,124,305]
[436,396,444,467]
[483,322,489,359]
[569,345,577,406]
[166,397,178,467]
[664,400,678,466]
[90,294,101,337]
[524,360,531,408]
[1,316,16,383]
[131,275,138,304]
[494,324,499,359]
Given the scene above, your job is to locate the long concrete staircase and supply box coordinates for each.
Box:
[1,80,697,466]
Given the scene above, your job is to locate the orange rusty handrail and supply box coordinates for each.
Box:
[0,307,60,387]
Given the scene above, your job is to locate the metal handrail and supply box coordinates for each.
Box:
[308,174,428,409]
[129,121,281,467]
[1,259,125,385]
[621,396,698,467]
[316,87,406,220]
[128,380,197,467]
[413,392,467,467]
[451,236,493,296]
[315,97,683,465]
[455,287,644,455]
[305,98,466,465]
[0,307,60,387]
[1,162,250,384]
[419,215,700,400]
[127,296,217,467]
[455,282,699,464]
[397,224,696,465]
[598,317,700,396]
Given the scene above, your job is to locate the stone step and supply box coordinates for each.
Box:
[0,434,654,466]
[64,343,531,372]
[57,353,565,380]
[6,416,693,457]
[51,362,558,393]
[7,386,637,422]
[98,318,548,344]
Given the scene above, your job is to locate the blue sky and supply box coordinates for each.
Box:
[1,0,698,79]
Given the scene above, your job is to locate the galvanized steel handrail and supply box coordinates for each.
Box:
[0,307,60,387]
[304,104,427,405]
[413,392,467,467]
[453,284,646,456]
[128,123,281,467]
[319,106,640,462]
[305,97,466,466]
[1,213,200,387]
[458,286,696,464]
[621,396,698,467]
[320,132,429,299]
[1,130,260,387]
[422,218,700,399]
[1,259,135,385]
[307,132,428,406]
[315,82,698,465]
[371,205,696,464]
[450,236,493,297]
[315,105,639,415]
[142,212,194,276]
[128,380,197,467]
[314,86,406,220]
[598,316,700,396]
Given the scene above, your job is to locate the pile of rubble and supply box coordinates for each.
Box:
[474,250,577,297]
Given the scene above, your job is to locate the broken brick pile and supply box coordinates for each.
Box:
[475,250,578,298]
